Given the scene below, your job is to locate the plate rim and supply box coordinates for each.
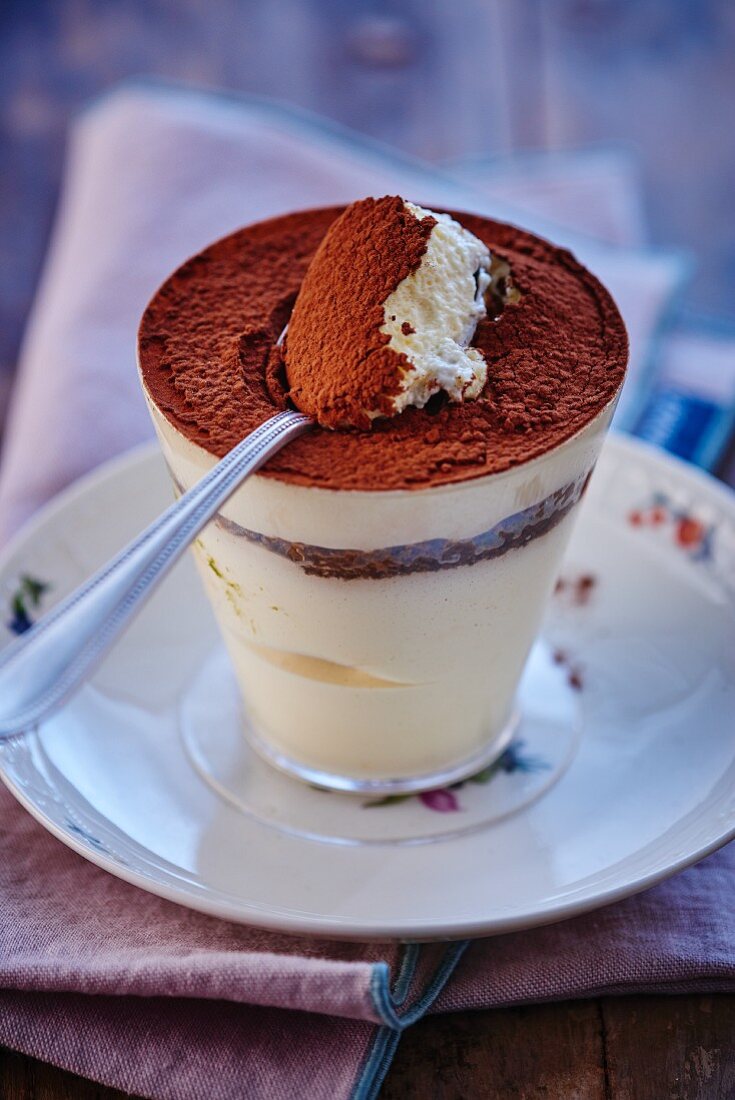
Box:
[1,434,734,942]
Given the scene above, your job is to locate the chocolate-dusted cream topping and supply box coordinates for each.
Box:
[138,206,627,492]
[285,196,436,429]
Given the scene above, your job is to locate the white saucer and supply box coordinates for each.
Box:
[1,435,734,941]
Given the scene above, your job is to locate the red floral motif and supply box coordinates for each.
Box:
[552,647,585,692]
[627,493,713,561]
[675,516,705,548]
[554,573,598,608]
[550,571,597,692]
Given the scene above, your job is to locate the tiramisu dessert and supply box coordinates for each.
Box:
[139,196,627,791]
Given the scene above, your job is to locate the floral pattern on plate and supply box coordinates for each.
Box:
[4,574,50,635]
[363,740,549,812]
[627,492,715,561]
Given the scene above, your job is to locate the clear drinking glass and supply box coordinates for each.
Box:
[142,382,618,794]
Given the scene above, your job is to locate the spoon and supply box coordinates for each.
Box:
[0,410,311,738]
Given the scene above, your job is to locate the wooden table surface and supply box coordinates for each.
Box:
[1,2,734,1097]
[2,995,735,1098]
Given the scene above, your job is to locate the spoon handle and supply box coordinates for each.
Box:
[0,410,311,738]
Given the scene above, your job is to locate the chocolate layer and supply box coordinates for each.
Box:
[139,207,627,492]
[202,471,590,581]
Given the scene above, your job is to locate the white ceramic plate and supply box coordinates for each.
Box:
[1,435,734,941]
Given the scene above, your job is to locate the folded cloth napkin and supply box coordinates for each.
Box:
[0,81,732,1100]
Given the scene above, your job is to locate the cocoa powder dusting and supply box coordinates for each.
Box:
[285,196,435,428]
[138,205,628,492]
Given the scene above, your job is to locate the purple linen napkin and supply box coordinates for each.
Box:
[0,82,731,1100]
[0,782,405,1100]
[0,993,375,1100]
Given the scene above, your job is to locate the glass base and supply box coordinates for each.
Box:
[180,643,581,845]
[243,711,520,796]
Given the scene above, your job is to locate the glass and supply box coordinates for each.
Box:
[144,389,618,794]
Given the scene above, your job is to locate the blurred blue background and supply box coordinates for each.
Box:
[1,0,734,430]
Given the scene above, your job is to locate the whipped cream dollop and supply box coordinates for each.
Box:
[378,201,491,418]
[284,196,492,429]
